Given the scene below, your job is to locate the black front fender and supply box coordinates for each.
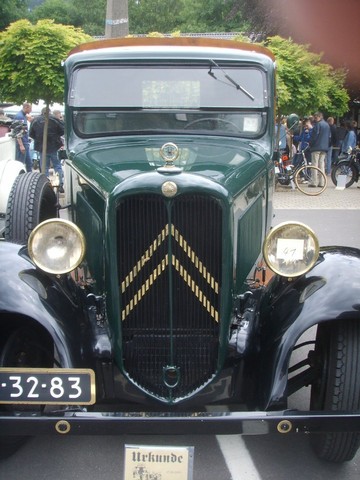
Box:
[258,246,360,409]
[0,241,86,368]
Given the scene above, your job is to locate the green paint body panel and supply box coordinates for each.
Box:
[61,38,276,403]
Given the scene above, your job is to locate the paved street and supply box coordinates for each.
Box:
[273,181,360,249]
[274,180,360,210]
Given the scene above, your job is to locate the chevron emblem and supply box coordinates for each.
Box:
[120,224,219,322]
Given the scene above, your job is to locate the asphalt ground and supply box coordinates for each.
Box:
[274,178,360,210]
[273,179,360,249]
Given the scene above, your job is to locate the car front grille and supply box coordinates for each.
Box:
[117,193,222,402]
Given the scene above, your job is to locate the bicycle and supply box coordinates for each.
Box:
[274,146,327,196]
[331,147,360,188]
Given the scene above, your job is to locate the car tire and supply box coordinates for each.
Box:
[310,320,360,462]
[0,327,54,460]
[331,162,357,188]
[5,172,57,244]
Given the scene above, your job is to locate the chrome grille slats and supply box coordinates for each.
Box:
[118,194,222,401]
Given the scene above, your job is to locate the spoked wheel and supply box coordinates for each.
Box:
[331,162,357,188]
[0,327,54,460]
[5,172,57,244]
[294,165,327,195]
[310,321,360,462]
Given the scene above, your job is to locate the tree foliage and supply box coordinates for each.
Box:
[0,19,91,105]
[237,0,280,36]
[128,0,184,35]
[28,0,251,36]
[263,36,349,117]
[0,19,91,170]
[0,0,29,32]
[29,0,106,36]
[29,0,83,29]
[176,0,247,33]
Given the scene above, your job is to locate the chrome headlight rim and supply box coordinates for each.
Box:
[28,218,86,275]
[263,221,320,278]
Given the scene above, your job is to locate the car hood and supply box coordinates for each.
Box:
[70,135,270,198]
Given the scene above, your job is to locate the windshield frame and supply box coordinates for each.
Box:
[69,62,269,139]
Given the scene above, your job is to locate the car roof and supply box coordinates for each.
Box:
[67,37,275,62]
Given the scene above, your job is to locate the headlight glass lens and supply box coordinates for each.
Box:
[263,222,319,277]
[28,219,85,274]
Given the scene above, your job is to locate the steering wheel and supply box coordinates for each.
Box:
[184,117,241,132]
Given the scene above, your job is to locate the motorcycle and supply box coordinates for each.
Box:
[274,149,294,186]
[331,147,360,188]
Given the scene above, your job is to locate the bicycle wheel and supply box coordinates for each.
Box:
[331,162,356,188]
[294,165,327,195]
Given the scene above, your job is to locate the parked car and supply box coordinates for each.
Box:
[0,127,26,235]
[1,37,360,464]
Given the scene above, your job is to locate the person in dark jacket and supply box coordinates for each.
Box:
[29,108,65,191]
[326,116,337,174]
[308,111,330,187]
[333,119,347,164]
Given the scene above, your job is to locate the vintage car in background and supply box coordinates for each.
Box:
[1,37,360,464]
[0,124,26,235]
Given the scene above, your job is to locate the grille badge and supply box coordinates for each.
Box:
[161,181,177,197]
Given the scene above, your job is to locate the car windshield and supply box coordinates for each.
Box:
[70,65,268,138]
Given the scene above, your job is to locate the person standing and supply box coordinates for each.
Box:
[333,119,347,164]
[275,118,288,152]
[308,111,330,187]
[326,116,337,174]
[29,107,65,192]
[14,102,33,172]
[293,117,313,166]
[52,110,66,161]
[352,120,359,144]
[341,120,357,156]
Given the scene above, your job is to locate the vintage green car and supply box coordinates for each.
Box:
[1,38,360,463]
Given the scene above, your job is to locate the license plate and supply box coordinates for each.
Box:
[0,368,96,405]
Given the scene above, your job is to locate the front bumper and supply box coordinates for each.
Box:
[2,410,360,436]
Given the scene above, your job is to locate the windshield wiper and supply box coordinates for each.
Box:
[208,59,255,101]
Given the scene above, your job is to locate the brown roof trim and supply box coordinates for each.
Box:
[68,36,275,61]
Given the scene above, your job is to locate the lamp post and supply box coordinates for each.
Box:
[105,0,129,38]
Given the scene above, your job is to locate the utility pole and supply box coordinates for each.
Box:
[105,0,129,38]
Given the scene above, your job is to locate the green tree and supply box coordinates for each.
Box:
[29,0,83,28]
[0,0,29,31]
[129,0,184,35]
[25,0,273,36]
[237,0,280,36]
[30,0,106,36]
[263,36,349,117]
[179,0,248,32]
[0,19,91,170]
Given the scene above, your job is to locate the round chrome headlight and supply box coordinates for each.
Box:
[263,222,319,277]
[28,219,86,274]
